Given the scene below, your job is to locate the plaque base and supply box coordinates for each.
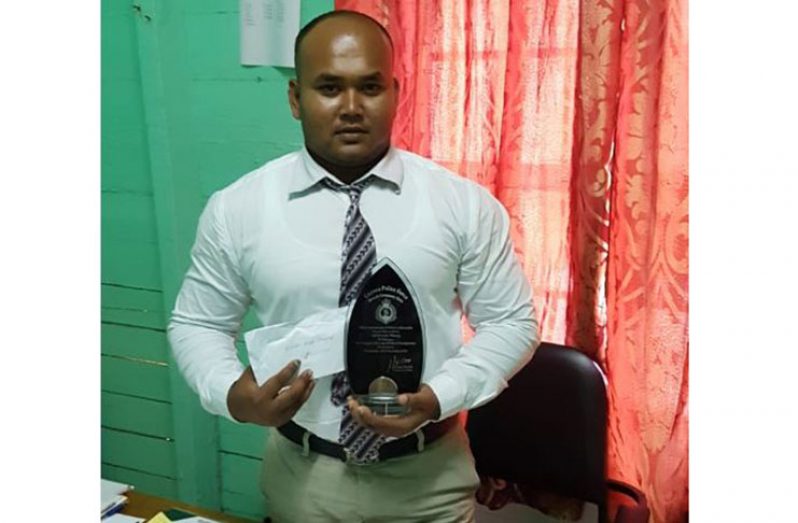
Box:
[356,393,408,416]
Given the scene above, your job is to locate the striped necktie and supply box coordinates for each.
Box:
[321,176,387,464]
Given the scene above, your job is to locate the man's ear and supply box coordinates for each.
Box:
[288,79,301,120]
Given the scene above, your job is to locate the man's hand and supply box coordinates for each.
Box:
[227,361,315,427]
[346,384,441,438]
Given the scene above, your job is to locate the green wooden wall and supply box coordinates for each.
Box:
[101,1,333,520]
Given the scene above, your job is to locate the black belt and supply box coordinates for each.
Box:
[276,416,458,464]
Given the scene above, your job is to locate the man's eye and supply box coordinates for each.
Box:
[318,85,340,95]
[362,83,383,94]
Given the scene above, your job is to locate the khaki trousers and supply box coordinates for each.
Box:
[260,424,480,523]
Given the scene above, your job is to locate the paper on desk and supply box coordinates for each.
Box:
[105,514,145,523]
[245,307,347,385]
[102,478,132,512]
[144,514,220,523]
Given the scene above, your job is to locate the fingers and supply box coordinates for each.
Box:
[272,368,315,412]
[302,378,316,403]
[346,386,440,437]
[252,362,316,426]
[347,397,424,438]
[399,385,441,420]
[261,360,302,397]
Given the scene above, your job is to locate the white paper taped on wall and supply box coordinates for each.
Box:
[240,0,301,67]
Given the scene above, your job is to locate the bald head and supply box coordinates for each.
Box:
[293,10,394,80]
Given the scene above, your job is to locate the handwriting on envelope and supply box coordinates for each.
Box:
[244,307,348,386]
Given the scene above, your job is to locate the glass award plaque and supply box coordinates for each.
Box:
[344,258,425,416]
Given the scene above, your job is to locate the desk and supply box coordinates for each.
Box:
[122,490,259,523]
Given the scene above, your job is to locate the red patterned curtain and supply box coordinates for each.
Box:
[335,1,688,521]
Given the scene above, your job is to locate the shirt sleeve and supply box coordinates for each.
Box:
[167,191,251,422]
[425,185,540,420]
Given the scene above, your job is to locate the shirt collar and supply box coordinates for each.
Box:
[289,146,404,196]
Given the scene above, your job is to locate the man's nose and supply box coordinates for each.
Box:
[340,89,363,119]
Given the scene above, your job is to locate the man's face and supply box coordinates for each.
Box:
[289,20,398,169]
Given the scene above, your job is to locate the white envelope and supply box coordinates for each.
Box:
[244,307,348,385]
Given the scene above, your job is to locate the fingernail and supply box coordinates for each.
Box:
[304,369,313,379]
[291,359,301,368]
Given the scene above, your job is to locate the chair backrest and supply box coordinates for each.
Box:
[466,342,608,513]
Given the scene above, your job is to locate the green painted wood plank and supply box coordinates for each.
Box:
[101,284,166,330]
[220,453,262,499]
[102,142,153,195]
[101,322,168,362]
[102,427,176,477]
[102,391,173,438]
[218,418,268,458]
[102,239,162,289]
[102,11,141,80]
[221,491,265,522]
[134,0,221,507]
[193,141,300,198]
[101,6,152,193]
[189,82,301,143]
[102,355,170,401]
[102,463,178,499]
[102,191,159,244]
[102,114,149,145]
[180,1,238,14]
[184,11,248,81]
[102,0,139,19]
[103,77,146,132]
[191,122,301,145]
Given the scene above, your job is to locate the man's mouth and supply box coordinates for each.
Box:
[335,127,368,135]
[335,127,368,143]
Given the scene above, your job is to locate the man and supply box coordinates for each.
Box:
[168,10,539,523]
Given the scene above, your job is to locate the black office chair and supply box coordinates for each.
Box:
[466,342,650,523]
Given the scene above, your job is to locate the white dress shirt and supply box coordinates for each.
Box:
[168,146,540,442]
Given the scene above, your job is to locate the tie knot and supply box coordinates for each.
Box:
[321,177,371,201]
